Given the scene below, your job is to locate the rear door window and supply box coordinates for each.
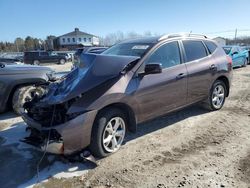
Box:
[204,41,217,54]
[183,40,207,62]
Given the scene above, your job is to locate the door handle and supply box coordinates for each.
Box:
[210,64,216,71]
[176,73,185,79]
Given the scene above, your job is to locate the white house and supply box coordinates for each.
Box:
[58,28,99,49]
[213,37,226,46]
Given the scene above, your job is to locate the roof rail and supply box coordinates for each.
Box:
[158,33,208,41]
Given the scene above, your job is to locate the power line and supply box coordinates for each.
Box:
[206,29,250,35]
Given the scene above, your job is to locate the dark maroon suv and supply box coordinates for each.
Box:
[22,34,232,157]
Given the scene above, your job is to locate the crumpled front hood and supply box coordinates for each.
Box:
[39,53,140,105]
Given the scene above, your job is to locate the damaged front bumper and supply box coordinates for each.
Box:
[21,110,97,155]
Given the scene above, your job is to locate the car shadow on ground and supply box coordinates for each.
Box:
[0,105,209,188]
[125,105,210,142]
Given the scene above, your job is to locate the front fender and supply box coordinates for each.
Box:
[68,92,140,117]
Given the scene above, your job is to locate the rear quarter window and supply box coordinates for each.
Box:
[183,40,207,62]
[204,40,217,54]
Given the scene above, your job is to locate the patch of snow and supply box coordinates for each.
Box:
[0,119,89,188]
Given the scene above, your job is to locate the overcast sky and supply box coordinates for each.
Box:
[0,0,250,41]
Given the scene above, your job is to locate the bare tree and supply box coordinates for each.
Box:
[14,37,25,52]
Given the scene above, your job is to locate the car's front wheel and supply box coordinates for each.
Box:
[203,80,226,111]
[89,108,127,158]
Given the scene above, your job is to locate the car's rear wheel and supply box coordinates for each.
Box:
[33,60,40,65]
[89,108,127,158]
[242,58,247,67]
[58,59,66,65]
[12,86,45,115]
[203,80,226,111]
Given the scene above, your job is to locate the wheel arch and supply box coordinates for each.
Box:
[216,76,230,97]
[95,102,137,133]
[59,57,66,61]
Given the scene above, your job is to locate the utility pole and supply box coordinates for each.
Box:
[234,28,237,44]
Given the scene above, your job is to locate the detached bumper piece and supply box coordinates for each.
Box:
[21,127,64,155]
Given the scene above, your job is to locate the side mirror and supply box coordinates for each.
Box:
[139,63,162,76]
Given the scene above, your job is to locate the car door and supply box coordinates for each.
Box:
[133,41,188,121]
[231,47,242,66]
[39,52,50,63]
[182,40,213,104]
[237,47,246,66]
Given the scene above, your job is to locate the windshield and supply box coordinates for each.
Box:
[223,47,232,55]
[102,43,153,57]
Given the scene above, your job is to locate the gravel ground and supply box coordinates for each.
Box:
[0,65,250,188]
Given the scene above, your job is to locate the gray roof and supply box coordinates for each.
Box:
[59,29,97,38]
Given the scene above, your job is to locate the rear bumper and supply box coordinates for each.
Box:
[22,110,97,155]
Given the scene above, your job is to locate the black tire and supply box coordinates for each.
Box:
[58,58,66,65]
[89,108,127,158]
[33,60,40,65]
[203,80,227,111]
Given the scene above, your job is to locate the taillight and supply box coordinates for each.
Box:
[226,55,233,70]
[226,55,232,65]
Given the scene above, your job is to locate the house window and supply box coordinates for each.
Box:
[79,38,81,42]
[67,38,70,42]
[88,38,91,42]
[84,38,86,42]
[62,38,65,43]
[72,38,75,42]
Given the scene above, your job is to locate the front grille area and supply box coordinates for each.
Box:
[25,102,70,127]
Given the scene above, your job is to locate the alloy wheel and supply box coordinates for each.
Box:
[102,117,126,153]
[212,85,225,109]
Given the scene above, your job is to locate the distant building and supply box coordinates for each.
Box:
[56,28,100,50]
[213,37,226,46]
